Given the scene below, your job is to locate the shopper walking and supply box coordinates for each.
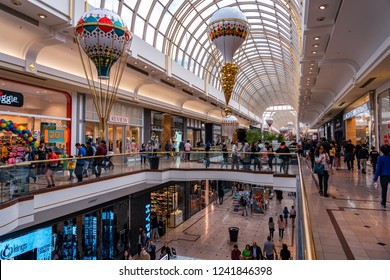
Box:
[263,236,277,260]
[358,144,369,174]
[289,205,297,226]
[373,144,390,208]
[314,145,331,197]
[370,146,379,173]
[221,142,229,168]
[283,206,289,226]
[278,215,286,241]
[250,242,263,260]
[75,143,86,182]
[333,143,341,170]
[146,239,156,260]
[231,245,241,260]
[45,148,58,188]
[343,140,355,171]
[231,141,239,170]
[241,244,252,260]
[94,140,107,178]
[268,217,275,240]
[240,194,248,216]
[280,244,292,260]
[276,142,291,174]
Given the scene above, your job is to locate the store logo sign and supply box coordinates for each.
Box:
[344,103,369,120]
[145,204,151,239]
[0,243,28,260]
[109,115,129,124]
[0,90,24,107]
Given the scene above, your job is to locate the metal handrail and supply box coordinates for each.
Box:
[296,156,317,260]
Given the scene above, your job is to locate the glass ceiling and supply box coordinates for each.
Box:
[94,0,301,119]
[262,105,296,130]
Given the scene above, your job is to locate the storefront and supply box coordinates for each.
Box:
[187,118,204,147]
[85,95,143,153]
[344,94,373,146]
[0,198,130,260]
[377,88,390,147]
[0,78,71,156]
[332,112,345,144]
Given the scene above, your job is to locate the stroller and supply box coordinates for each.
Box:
[102,155,114,171]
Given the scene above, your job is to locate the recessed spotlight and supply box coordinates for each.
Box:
[151,70,155,73]
[313,44,319,48]
[144,65,148,69]
[134,61,138,64]
[178,83,181,86]
[319,4,328,10]
[1,82,5,86]
[314,36,320,40]
[309,67,313,70]
[312,51,317,54]
[317,17,325,21]
[167,78,169,80]
[38,13,47,19]
[309,71,312,74]
[307,78,311,80]
[11,0,21,5]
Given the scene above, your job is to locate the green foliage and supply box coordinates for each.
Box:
[263,131,277,142]
[246,128,262,144]
[277,133,285,143]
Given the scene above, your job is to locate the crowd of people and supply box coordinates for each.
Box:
[231,203,296,260]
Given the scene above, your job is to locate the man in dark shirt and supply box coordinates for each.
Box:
[231,245,241,260]
[344,140,355,171]
[355,142,362,170]
[370,146,379,172]
[250,242,263,260]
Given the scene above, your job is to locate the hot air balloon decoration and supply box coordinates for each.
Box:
[279,127,288,134]
[287,122,294,130]
[265,117,273,132]
[208,7,250,117]
[75,8,132,137]
[221,115,239,142]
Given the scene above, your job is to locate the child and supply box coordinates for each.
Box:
[67,156,76,181]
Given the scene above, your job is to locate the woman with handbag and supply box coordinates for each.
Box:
[314,145,331,197]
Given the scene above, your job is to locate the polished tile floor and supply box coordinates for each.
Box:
[300,159,389,260]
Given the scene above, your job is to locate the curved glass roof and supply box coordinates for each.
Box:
[97,0,301,119]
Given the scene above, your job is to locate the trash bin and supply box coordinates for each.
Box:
[149,156,160,170]
[229,227,239,242]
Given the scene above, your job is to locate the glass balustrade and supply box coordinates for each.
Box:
[0,150,298,204]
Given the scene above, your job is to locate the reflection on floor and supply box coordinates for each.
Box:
[302,158,390,260]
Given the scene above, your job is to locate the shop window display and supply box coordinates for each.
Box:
[150,185,185,228]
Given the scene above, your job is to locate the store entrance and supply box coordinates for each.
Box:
[108,125,123,153]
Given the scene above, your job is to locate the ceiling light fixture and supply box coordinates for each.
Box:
[312,51,317,54]
[319,4,328,10]
[313,44,319,48]
[38,13,47,19]
[134,61,138,64]
[11,0,22,5]
[314,36,320,40]
[144,65,148,69]
[316,17,325,21]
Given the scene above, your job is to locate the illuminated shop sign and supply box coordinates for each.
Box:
[344,103,369,120]
[0,227,52,260]
[0,90,24,107]
[109,115,129,124]
[145,203,151,239]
